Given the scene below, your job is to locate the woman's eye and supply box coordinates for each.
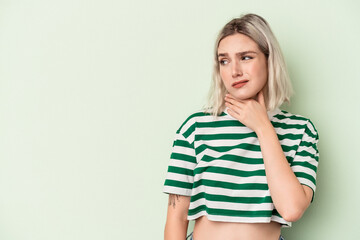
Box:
[242,56,253,61]
[219,59,228,65]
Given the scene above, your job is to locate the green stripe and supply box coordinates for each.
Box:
[272,121,306,130]
[193,179,269,190]
[197,120,245,128]
[294,172,316,185]
[196,133,257,141]
[188,205,273,218]
[167,166,193,176]
[164,179,192,189]
[170,152,196,163]
[295,150,319,162]
[195,137,301,153]
[191,192,273,204]
[291,161,317,172]
[272,209,282,218]
[305,124,318,139]
[286,155,294,163]
[281,144,299,152]
[201,154,264,165]
[275,111,308,121]
[183,124,195,138]
[277,133,303,141]
[308,120,319,137]
[299,140,318,153]
[177,112,210,133]
[195,143,260,154]
[194,166,265,177]
[201,154,294,165]
[173,139,191,148]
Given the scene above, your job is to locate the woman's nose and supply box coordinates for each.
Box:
[232,61,243,78]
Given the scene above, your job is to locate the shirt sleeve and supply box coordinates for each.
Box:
[163,131,197,196]
[290,120,319,202]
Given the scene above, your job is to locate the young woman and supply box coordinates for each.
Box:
[163,13,319,240]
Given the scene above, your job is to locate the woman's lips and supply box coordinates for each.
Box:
[232,80,249,88]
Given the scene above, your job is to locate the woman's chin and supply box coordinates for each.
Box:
[232,95,257,101]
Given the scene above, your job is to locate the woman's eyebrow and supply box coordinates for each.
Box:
[217,51,258,58]
[237,51,258,56]
[217,53,228,58]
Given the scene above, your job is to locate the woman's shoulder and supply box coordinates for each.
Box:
[176,109,219,134]
[274,109,319,134]
[274,109,313,122]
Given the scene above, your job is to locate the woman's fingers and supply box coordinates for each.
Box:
[227,107,241,119]
[225,94,244,108]
[224,92,269,132]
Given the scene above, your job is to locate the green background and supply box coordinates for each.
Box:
[1,0,359,239]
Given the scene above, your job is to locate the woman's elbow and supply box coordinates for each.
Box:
[281,207,306,222]
[281,193,312,222]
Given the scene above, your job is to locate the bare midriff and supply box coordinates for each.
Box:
[193,216,282,240]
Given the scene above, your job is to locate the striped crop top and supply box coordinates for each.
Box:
[163,108,319,227]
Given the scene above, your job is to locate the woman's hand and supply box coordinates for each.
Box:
[224,90,271,133]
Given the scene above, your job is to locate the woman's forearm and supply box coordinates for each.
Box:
[164,195,191,240]
[164,218,189,240]
[256,123,311,222]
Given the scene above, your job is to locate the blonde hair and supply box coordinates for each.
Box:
[204,13,293,116]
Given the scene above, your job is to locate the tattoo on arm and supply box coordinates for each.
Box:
[168,194,180,209]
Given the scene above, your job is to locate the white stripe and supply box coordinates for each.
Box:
[271,215,291,227]
[189,199,274,211]
[302,133,317,143]
[195,115,230,123]
[165,172,194,183]
[297,178,316,192]
[291,165,316,177]
[179,118,195,134]
[307,121,317,135]
[194,137,299,149]
[195,138,259,147]
[163,186,192,196]
[194,171,267,185]
[274,127,304,135]
[293,155,319,165]
[187,132,195,144]
[196,126,304,140]
[195,159,265,172]
[191,185,270,198]
[197,147,263,161]
[197,126,253,134]
[168,159,196,170]
[278,138,301,147]
[297,145,318,155]
[188,212,278,224]
[172,145,195,156]
[272,118,307,126]
[176,121,196,144]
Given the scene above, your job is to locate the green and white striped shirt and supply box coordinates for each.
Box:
[163,108,319,227]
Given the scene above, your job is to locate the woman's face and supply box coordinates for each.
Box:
[217,33,268,101]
